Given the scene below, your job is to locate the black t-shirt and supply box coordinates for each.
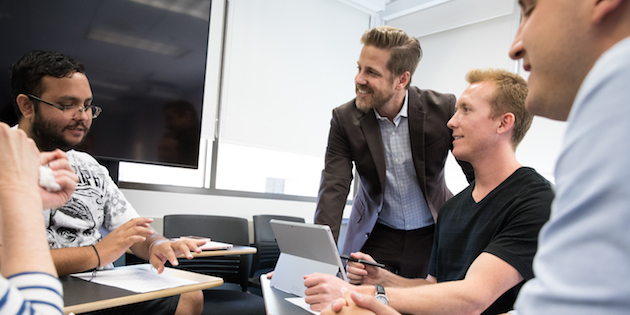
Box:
[428,167,553,314]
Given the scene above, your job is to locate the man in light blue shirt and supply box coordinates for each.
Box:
[507,0,630,314]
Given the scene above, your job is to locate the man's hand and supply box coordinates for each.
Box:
[323,288,401,315]
[346,252,387,285]
[148,238,206,274]
[95,217,155,266]
[0,123,61,277]
[304,273,354,312]
[39,149,78,209]
[0,124,42,203]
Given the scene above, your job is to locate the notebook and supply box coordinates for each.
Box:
[269,220,347,297]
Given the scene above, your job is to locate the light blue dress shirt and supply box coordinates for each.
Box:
[374,90,433,231]
[514,36,630,314]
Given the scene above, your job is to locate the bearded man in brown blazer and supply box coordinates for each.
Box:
[315,26,473,278]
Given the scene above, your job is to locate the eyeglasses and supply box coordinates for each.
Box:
[27,94,102,119]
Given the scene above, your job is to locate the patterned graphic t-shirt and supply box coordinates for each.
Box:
[44,150,139,262]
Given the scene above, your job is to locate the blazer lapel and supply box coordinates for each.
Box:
[359,109,386,191]
[408,92,427,192]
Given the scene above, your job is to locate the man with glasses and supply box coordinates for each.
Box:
[11,50,204,315]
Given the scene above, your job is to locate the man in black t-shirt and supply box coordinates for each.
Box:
[427,167,551,314]
[302,68,553,315]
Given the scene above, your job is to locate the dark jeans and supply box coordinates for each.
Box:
[361,222,434,279]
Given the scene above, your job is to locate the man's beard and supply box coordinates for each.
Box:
[31,114,89,151]
[355,84,396,111]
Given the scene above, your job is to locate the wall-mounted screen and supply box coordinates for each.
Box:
[0,0,210,168]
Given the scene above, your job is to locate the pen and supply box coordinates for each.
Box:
[340,254,386,268]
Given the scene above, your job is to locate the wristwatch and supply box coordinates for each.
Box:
[374,284,389,306]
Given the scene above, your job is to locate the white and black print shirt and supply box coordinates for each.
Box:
[43,150,139,268]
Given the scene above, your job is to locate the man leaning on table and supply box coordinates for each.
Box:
[10,50,204,315]
[315,25,474,280]
[307,68,553,315]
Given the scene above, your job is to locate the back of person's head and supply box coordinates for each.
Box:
[10,50,85,119]
[360,26,421,88]
[466,68,531,149]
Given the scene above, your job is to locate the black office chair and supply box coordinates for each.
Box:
[163,214,264,315]
[248,215,305,290]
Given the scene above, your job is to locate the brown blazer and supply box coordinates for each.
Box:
[314,87,474,256]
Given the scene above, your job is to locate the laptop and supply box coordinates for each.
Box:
[269,220,347,297]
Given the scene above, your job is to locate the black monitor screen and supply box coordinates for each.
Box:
[0,0,210,168]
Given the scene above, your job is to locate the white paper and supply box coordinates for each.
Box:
[71,264,197,293]
[286,297,320,315]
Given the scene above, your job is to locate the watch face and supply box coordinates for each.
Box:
[375,294,389,306]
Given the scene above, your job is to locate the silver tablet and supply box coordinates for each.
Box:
[269,220,347,296]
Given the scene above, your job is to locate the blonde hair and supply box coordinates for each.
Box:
[466,68,532,149]
[360,26,422,89]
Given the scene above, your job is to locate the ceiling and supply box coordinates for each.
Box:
[340,0,453,21]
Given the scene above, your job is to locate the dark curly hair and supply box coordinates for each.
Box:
[10,50,85,119]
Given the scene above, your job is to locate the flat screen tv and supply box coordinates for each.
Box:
[0,0,210,168]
